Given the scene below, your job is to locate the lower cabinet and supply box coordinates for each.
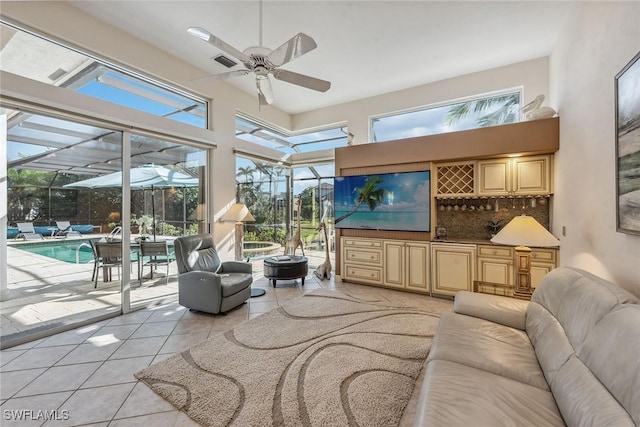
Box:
[530,248,558,289]
[383,241,430,292]
[476,245,514,296]
[341,237,430,293]
[342,238,383,285]
[342,238,557,298]
[431,243,477,297]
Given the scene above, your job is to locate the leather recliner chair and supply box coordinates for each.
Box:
[174,233,252,314]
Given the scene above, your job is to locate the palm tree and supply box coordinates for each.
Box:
[335,176,388,224]
[445,93,520,127]
[236,166,256,184]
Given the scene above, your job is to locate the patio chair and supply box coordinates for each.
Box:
[94,241,123,288]
[15,222,44,240]
[55,221,82,237]
[89,240,100,282]
[174,233,252,314]
[139,241,171,285]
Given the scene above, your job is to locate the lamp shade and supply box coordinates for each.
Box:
[221,203,255,222]
[490,215,560,248]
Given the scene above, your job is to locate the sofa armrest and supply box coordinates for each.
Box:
[220,261,253,274]
[179,270,223,289]
[454,291,529,330]
[178,270,223,313]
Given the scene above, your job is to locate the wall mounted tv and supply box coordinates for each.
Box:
[334,170,430,232]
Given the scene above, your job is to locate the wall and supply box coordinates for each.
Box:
[550,2,640,296]
[292,57,550,142]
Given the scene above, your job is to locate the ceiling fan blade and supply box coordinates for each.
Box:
[187,27,249,63]
[191,69,250,82]
[267,33,317,67]
[257,77,274,105]
[272,69,331,92]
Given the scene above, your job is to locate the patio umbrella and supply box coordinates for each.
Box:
[64,164,199,240]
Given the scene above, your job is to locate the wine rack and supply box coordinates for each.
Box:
[436,162,475,196]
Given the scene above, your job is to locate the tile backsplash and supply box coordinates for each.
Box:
[434,196,551,241]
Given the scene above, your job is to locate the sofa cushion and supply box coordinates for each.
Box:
[220,273,253,297]
[416,360,564,427]
[576,305,640,426]
[428,312,550,390]
[454,291,529,330]
[531,268,638,348]
[174,233,222,274]
[528,267,640,427]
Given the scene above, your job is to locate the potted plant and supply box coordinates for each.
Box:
[486,219,503,237]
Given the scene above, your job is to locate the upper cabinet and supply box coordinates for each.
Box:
[435,154,553,198]
[477,155,552,196]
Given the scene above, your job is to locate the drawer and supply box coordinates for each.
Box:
[344,248,382,265]
[343,238,382,249]
[477,245,513,259]
[531,248,557,263]
[344,264,382,284]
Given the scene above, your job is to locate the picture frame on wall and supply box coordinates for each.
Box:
[615,50,640,235]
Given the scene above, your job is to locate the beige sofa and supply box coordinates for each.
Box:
[416,267,640,426]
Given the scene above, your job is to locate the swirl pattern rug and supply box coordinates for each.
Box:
[135,289,442,426]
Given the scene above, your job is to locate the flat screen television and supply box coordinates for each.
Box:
[334,170,430,232]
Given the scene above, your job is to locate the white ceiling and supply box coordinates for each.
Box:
[68,1,573,114]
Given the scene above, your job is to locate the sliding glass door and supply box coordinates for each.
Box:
[3,110,125,344]
[2,109,210,346]
[128,134,208,309]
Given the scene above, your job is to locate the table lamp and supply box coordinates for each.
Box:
[221,203,255,261]
[490,214,560,298]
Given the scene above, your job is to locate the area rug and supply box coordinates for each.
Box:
[135,289,442,426]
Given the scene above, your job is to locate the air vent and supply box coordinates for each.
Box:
[213,54,237,68]
[48,68,67,81]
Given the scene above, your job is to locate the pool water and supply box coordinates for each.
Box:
[15,240,96,264]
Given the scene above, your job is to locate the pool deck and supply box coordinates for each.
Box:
[2,235,333,344]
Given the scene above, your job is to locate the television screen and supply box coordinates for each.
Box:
[334,170,430,231]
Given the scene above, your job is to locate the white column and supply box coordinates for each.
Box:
[0,110,8,301]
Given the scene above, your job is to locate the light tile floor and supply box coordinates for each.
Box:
[3,239,332,340]
[0,274,453,426]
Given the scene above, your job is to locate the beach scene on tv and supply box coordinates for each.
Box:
[334,171,430,231]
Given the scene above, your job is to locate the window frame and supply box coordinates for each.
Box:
[370,87,523,143]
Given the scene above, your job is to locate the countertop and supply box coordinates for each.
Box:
[430,238,559,249]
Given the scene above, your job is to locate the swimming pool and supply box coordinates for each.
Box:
[13,239,97,264]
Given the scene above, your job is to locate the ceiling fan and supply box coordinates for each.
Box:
[187,3,330,106]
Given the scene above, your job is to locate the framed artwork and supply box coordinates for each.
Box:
[615,50,640,235]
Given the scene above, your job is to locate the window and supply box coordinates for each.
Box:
[235,114,349,155]
[0,22,207,129]
[234,114,340,265]
[371,90,521,142]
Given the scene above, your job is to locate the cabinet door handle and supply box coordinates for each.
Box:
[492,250,498,255]
[532,253,538,258]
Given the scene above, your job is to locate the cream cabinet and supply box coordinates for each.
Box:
[341,237,429,293]
[383,241,430,292]
[475,245,557,295]
[431,243,476,297]
[530,247,558,289]
[477,155,552,196]
[341,238,383,285]
[476,245,514,296]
